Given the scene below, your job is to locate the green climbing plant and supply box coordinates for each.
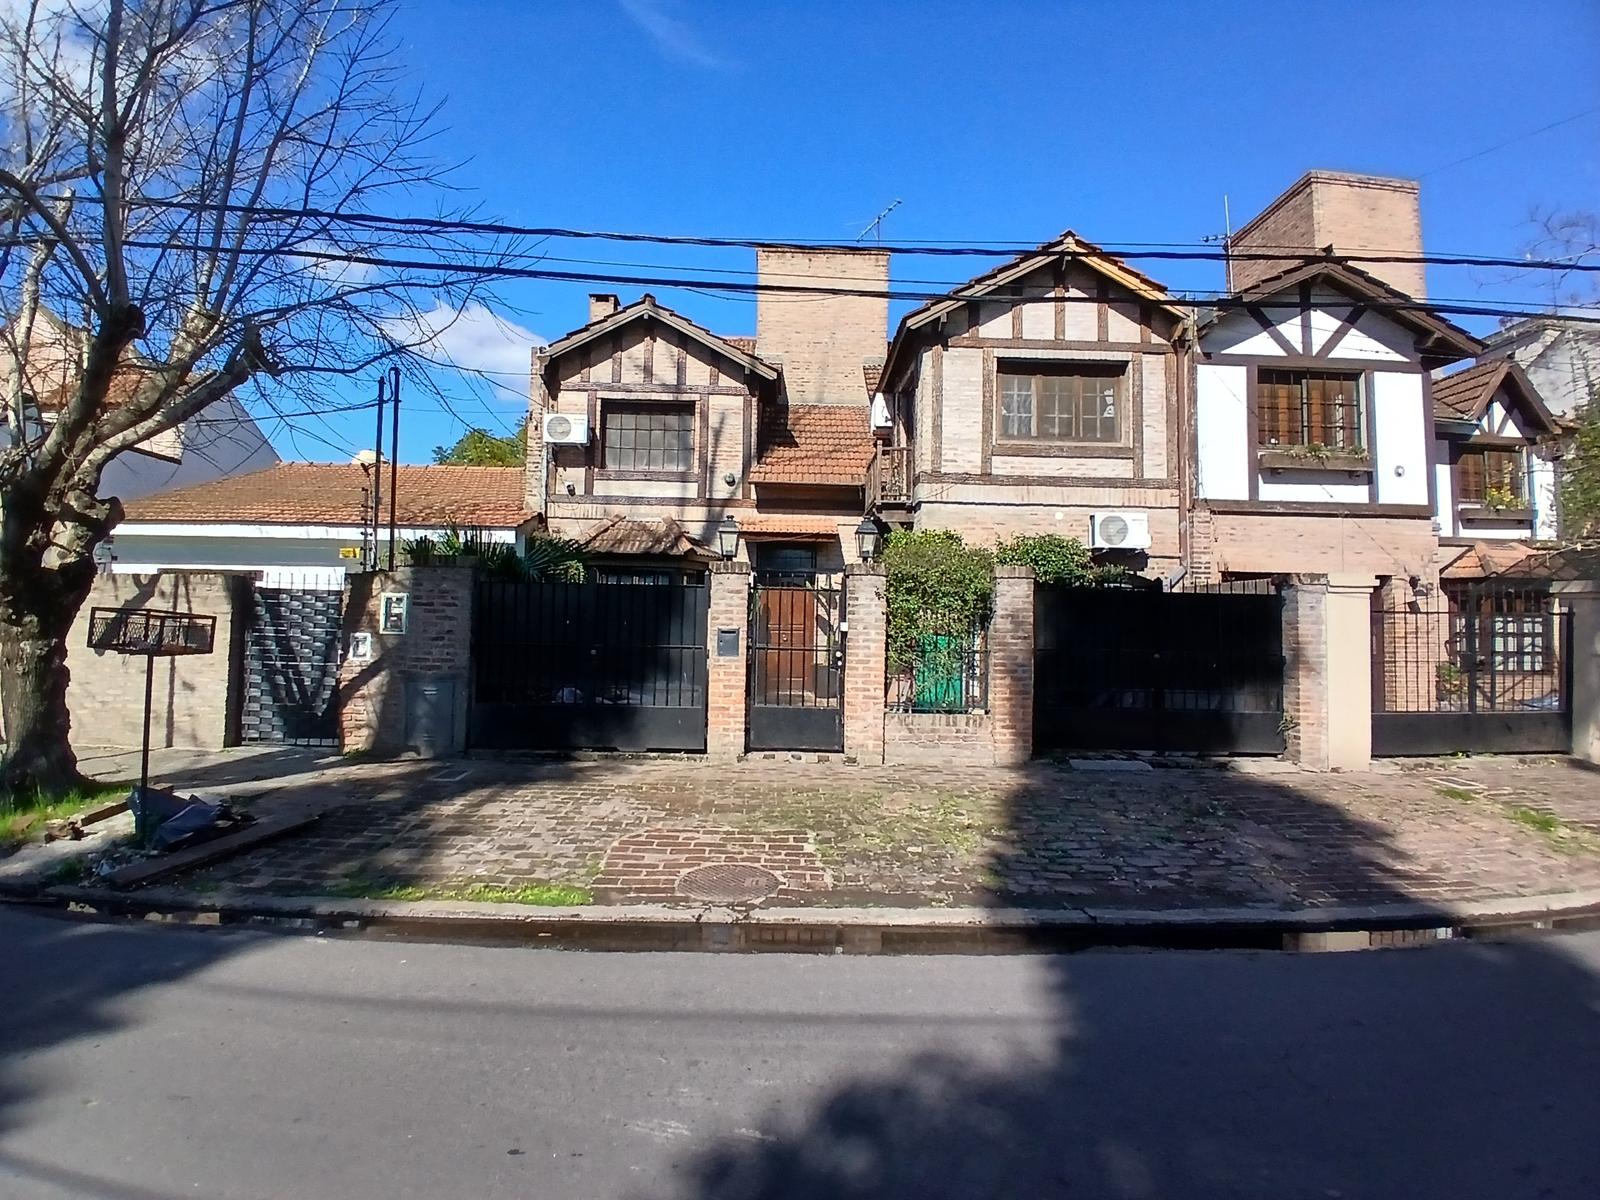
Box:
[994,533,1132,587]
[881,530,994,671]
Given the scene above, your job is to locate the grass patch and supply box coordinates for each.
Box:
[326,878,593,906]
[1509,806,1563,835]
[1,781,128,850]
[727,787,1000,868]
[1437,786,1478,804]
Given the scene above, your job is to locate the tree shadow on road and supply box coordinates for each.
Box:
[656,764,1600,1200]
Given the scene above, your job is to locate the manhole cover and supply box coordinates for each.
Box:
[676,863,782,903]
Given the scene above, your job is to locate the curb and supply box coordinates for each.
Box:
[7,882,1600,955]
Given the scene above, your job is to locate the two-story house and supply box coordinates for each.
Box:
[870,232,1191,577]
[528,249,883,580]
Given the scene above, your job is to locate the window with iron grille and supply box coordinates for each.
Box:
[1256,369,1363,449]
[997,364,1123,443]
[1455,447,1525,504]
[602,401,694,471]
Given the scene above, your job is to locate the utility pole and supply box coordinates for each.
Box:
[387,366,401,570]
[370,374,386,571]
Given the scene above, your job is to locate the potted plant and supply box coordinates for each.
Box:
[1258,442,1372,474]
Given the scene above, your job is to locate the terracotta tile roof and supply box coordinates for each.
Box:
[723,335,758,355]
[575,514,715,559]
[1432,360,1506,420]
[123,463,530,527]
[37,364,156,411]
[1440,540,1536,581]
[862,362,884,394]
[749,403,874,486]
[739,514,849,536]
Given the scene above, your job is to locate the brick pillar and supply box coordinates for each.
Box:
[1555,582,1600,765]
[843,562,887,764]
[1280,576,1329,769]
[706,562,751,761]
[338,566,472,756]
[990,564,1035,765]
[1188,507,1217,585]
[1281,572,1375,770]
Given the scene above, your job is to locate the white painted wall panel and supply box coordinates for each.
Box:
[1337,312,1412,361]
[1020,287,1054,340]
[1140,355,1167,479]
[1372,371,1429,505]
[1531,456,1558,540]
[940,347,984,473]
[1433,441,1456,536]
[1257,476,1370,503]
[977,301,1011,340]
[1195,364,1249,499]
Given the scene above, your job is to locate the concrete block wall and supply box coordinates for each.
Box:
[1281,572,1377,770]
[65,571,244,750]
[338,566,472,756]
[706,562,751,761]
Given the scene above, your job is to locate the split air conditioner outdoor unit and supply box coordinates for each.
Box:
[541,412,590,445]
[1089,510,1151,551]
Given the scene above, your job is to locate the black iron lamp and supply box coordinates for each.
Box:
[717,514,740,560]
[855,515,884,563]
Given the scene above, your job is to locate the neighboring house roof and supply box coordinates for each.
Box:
[862,362,884,394]
[541,294,779,381]
[575,513,715,559]
[1440,541,1537,581]
[879,230,1187,388]
[739,514,848,539]
[1431,358,1557,434]
[122,463,530,528]
[1214,259,1483,360]
[749,403,874,486]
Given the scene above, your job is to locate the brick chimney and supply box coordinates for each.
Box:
[587,293,620,324]
[755,248,889,405]
[1228,171,1425,299]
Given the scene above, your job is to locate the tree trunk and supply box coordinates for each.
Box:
[0,572,93,798]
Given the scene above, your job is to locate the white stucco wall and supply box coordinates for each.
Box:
[1433,440,1456,536]
[1195,364,1249,499]
[1371,371,1429,505]
[1531,456,1558,541]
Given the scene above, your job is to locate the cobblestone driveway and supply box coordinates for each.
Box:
[160,752,1600,911]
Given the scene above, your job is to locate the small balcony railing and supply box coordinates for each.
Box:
[866,445,912,510]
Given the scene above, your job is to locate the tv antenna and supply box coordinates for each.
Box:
[858,199,903,243]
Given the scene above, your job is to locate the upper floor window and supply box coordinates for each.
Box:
[1256,369,1362,450]
[1456,447,1525,506]
[602,401,693,472]
[997,364,1123,444]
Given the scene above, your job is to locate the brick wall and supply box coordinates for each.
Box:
[989,565,1035,765]
[66,572,244,750]
[706,562,751,761]
[756,247,888,405]
[338,566,472,755]
[883,713,995,766]
[843,563,887,764]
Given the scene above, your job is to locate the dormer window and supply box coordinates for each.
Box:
[1456,448,1525,507]
[997,363,1123,444]
[1257,369,1363,450]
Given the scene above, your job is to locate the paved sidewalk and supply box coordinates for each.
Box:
[92,750,1600,913]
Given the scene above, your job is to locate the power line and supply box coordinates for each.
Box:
[1421,105,1600,178]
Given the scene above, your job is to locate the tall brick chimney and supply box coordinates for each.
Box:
[1228,171,1425,299]
[755,248,889,405]
[587,293,620,324]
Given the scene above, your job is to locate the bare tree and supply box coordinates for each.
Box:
[1520,207,1599,313]
[0,0,503,795]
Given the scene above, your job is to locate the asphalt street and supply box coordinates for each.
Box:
[2,908,1597,1199]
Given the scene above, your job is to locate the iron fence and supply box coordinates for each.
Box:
[887,626,990,713]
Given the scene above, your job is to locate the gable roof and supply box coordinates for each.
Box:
[749,402,874,486]
[1216,259,1483,360]
[880,231,1186,388]
[575,513,715,559]
[541,294,778,381]
[1432,358,1558,434]
[122,463,531,528]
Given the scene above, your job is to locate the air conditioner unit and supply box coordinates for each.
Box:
[1089,510,1151,551]
[541,412,590,445]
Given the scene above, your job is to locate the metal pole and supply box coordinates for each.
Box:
[372,375,386,570]
[138,653,155,843]
[387,366,401,570]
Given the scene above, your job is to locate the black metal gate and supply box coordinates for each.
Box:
[1372,583,1571,756]
[469,578,708,752]
[1034,586,1286,755]
[748,577,845,752]
[240,584,343,746]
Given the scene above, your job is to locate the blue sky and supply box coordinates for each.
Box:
[271,0,1600,463]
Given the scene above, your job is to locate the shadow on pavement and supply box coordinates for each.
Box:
[656,765,1600,1200]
